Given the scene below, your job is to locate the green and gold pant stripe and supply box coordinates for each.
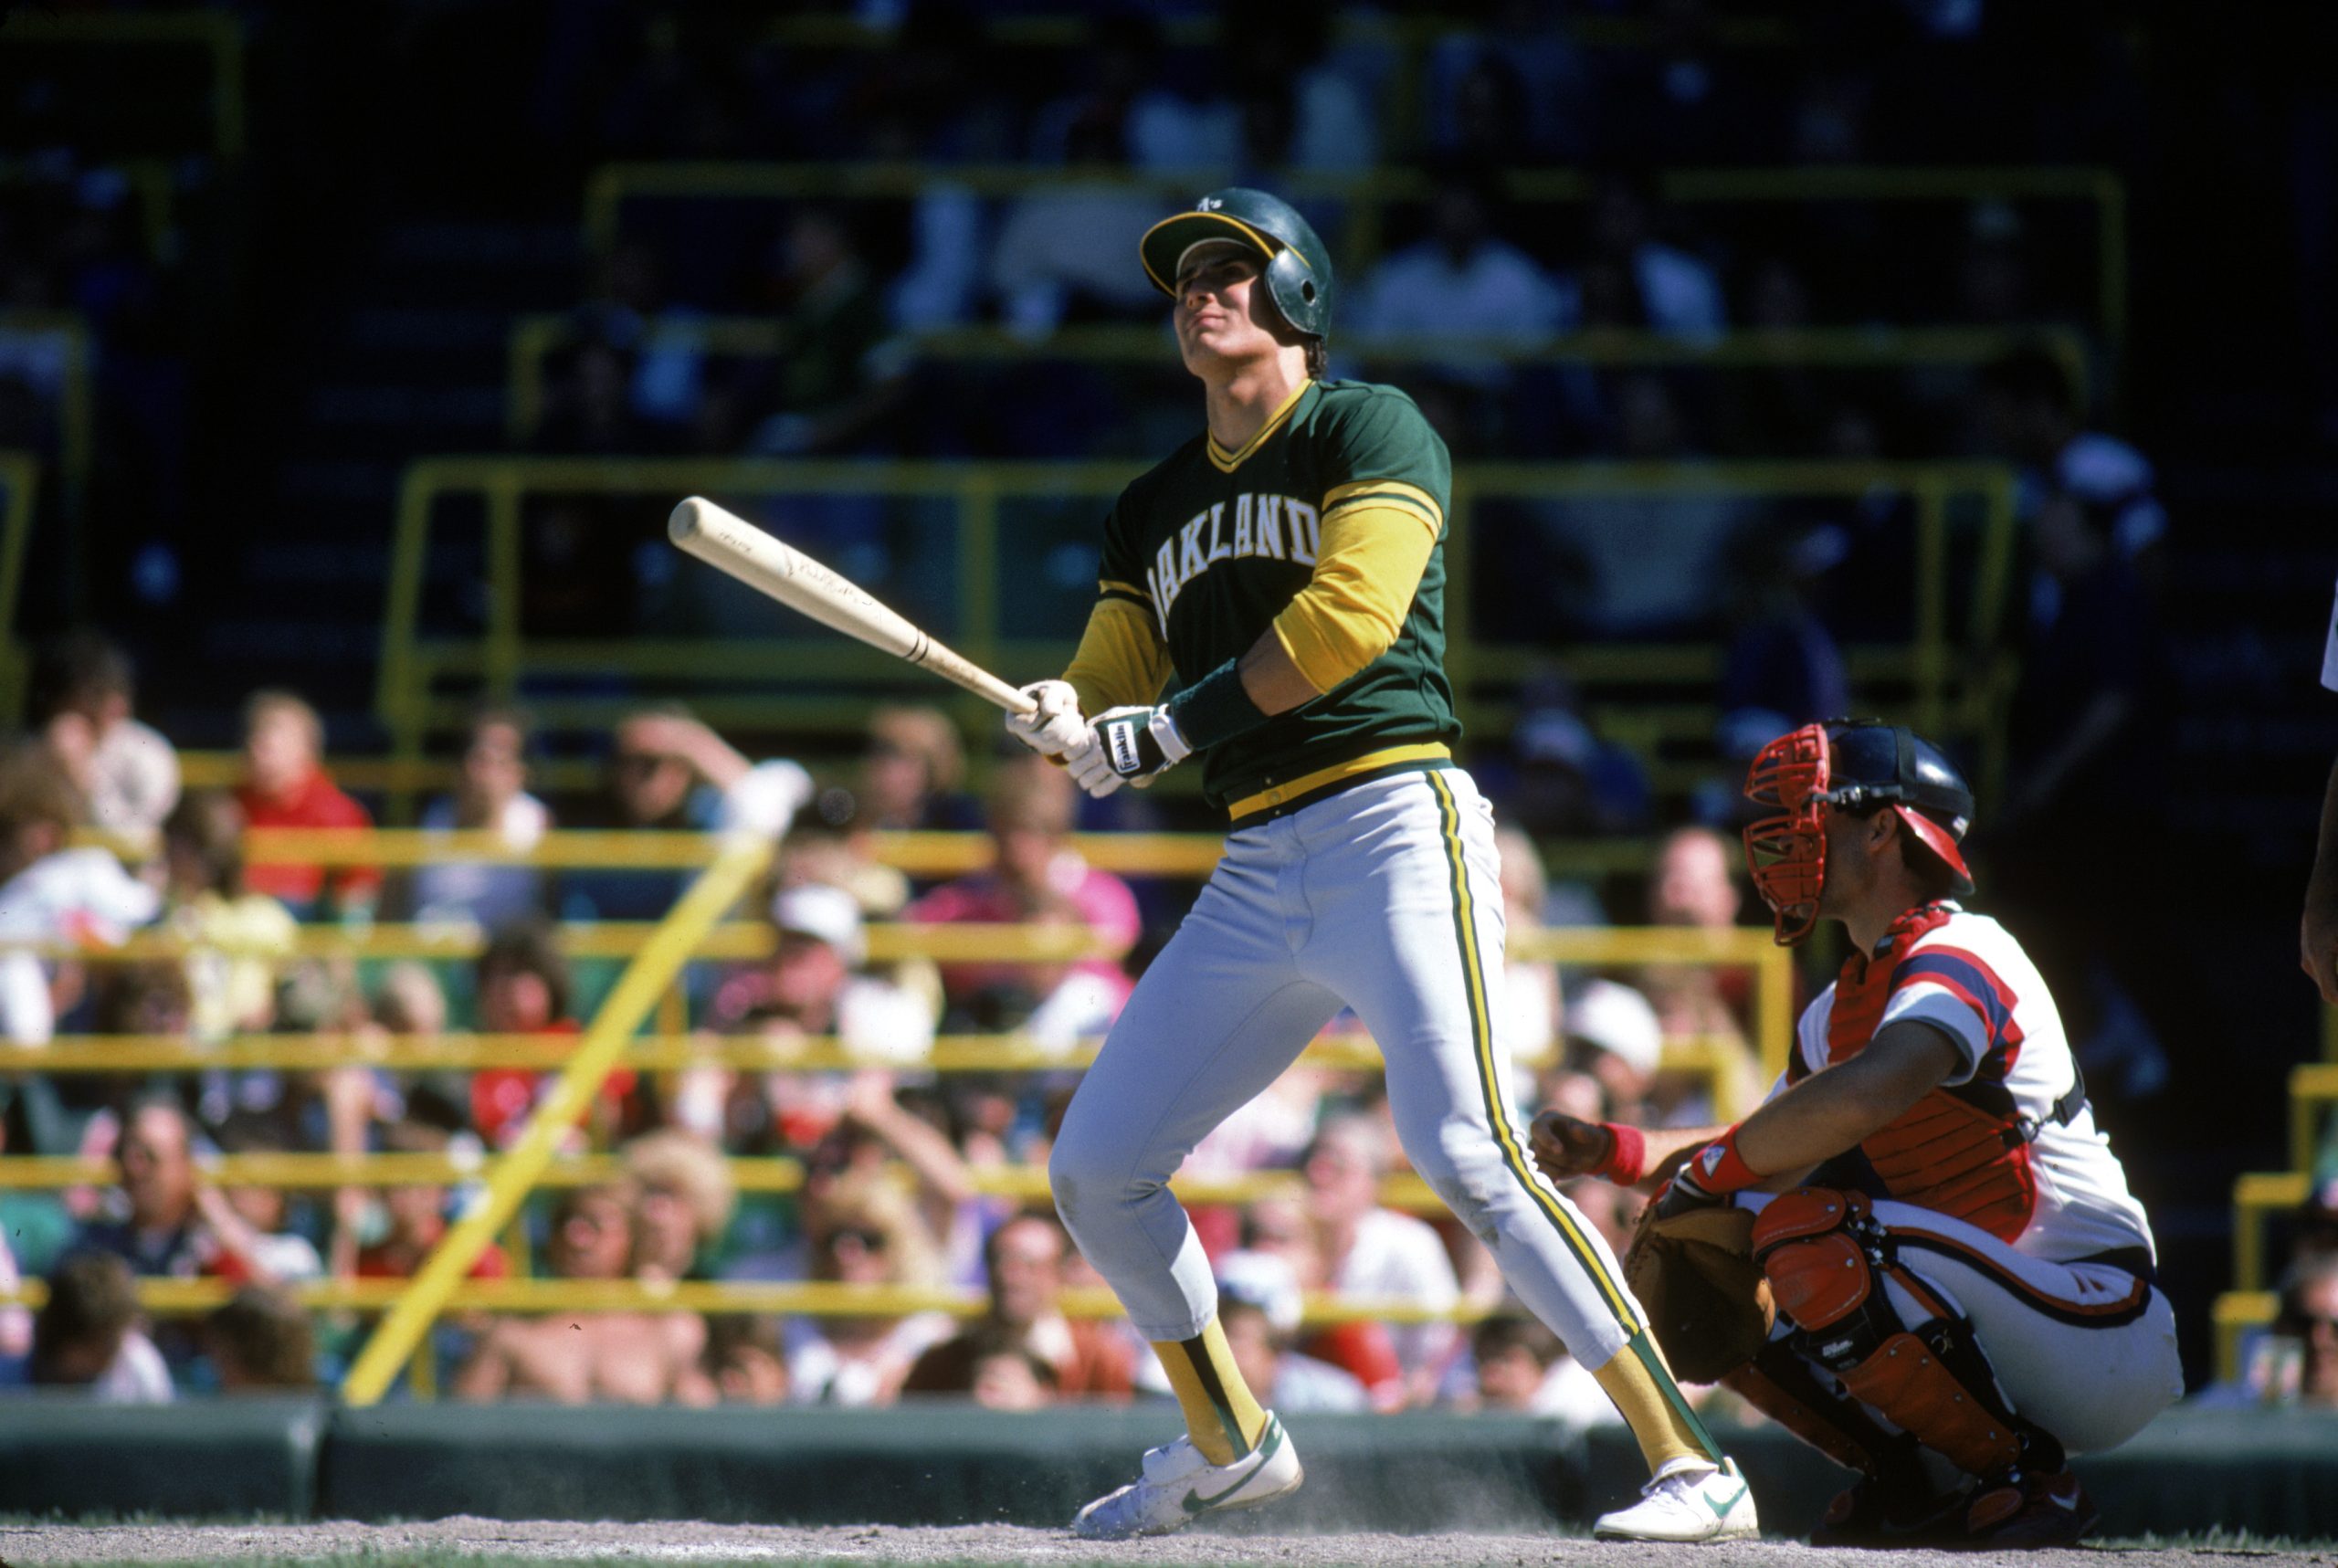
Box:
[1424,770,1724,1466]
[1424,770,1640,1331]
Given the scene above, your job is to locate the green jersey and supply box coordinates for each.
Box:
[1095,379,1459,815]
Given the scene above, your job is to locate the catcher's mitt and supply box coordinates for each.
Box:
[1622,1201,1775,1384]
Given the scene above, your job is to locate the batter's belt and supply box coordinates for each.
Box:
[1225,742,1452,825]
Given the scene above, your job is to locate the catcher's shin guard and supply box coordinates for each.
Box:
[1723,1341,1912,1478]
[1752,1188,2062,1480]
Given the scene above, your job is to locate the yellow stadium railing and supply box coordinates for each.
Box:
[2231,1172,2314,1298]
[2215,1053,2338,1383]
[2221,1060,2338,1294]
[378,456,2017,808]
[70,817,1660,915]
[505,315,2093,447]
[0,1024,1754,1115]
[339,831,773,1404]
[2288,1061,2338,1174]
[2213,1291,2280,1389]
[0,1153,1417,1212]
[0,312,93,533]
[4,921,1124,969]
[0,1275,1526,1334]
[0,11,247,160]
[0,867,1776,1389]
[582,163,2128,343]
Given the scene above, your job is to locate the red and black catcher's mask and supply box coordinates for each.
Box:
[1742,721,1976,946]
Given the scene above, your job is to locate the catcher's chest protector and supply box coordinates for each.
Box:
[1822,907,2037,1243]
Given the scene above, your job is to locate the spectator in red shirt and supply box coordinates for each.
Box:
[343,1120,509,1281]
[904,758,1138,1024]
[234,690,379,921]
[465,921,616,1147]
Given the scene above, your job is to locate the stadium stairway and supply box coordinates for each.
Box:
[188,216,579,739]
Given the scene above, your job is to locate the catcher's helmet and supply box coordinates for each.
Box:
[1140,187,1333,342]
[1742,720,1976,945]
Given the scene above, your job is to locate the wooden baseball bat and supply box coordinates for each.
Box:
[668,496,1037,717]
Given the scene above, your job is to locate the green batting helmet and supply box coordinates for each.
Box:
[1140,187,1333,342]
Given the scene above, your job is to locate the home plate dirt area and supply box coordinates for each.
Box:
[3,1519,2330,1568]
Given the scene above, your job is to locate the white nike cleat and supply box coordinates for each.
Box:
[1593,1456,1760,1542]
[1070,1412,1304,1540]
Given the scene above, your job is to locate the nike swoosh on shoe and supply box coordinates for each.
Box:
[1705,1482,1748,1521]
[1182,1425,1282,1514]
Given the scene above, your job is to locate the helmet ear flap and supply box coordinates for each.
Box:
[1264,246,1328,340]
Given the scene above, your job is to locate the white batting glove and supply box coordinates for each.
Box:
[1004,679,1089,759]
[1067,705,1191,799]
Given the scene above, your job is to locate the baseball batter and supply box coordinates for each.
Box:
[1004,188,1755,1543]
[1534,721,2183,1549]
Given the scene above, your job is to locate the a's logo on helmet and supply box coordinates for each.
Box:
[1196,196,1222,211]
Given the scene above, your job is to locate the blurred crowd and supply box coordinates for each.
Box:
[0,623,1797,1414]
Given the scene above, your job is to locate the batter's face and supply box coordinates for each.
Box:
[1174,242,1285,374]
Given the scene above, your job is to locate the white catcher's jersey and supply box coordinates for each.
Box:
[1779,906,2155,1265]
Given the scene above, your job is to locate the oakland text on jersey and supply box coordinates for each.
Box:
[1145,493,1323,630]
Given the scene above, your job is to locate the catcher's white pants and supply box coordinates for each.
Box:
[1049,767,1645,1369]
[1743,1191,2183,1454]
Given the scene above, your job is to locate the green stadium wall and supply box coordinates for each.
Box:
[0,1403,2330,1538]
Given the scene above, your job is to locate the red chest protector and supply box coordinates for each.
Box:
[1823,904,2037,1243]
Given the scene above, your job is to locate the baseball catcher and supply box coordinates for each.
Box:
[1533,721,2181,1549]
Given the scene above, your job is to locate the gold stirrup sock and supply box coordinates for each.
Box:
[1594,1329,1728,1475]
[1153,1318,1269,1466]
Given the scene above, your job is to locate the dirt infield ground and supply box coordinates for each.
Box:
[3,1520,2333,1568]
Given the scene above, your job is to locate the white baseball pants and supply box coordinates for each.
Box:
[1048,767,1648,1370]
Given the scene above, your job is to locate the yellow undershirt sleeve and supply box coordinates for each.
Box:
[1269,498,1440,696]
[1062,589,1174,719]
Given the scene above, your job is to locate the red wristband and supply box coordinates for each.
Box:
[1684,1125,1762,1194]
[1592,1122,1647,1186]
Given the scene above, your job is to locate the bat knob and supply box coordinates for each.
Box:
[669,497,711,543]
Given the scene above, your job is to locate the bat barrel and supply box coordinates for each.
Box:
[668,496,1037,717]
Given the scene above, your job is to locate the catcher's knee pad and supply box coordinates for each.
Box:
[1753,1188,1898,1358]
[1754,1190,2061,1479]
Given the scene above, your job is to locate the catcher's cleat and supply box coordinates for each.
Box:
[1592,1456,1760,1543]
[1070,1412,1303,1540]
[1808,1473,1967,1549]
[1953,1466,2097,1552]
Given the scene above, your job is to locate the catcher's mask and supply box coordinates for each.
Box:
[1742,721,1975,946]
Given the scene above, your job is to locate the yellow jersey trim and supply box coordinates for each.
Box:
[1322,478,1445,528]
[1226,742,1449,821]
[1206,379,1313,474]
[1324,491,1439,534]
